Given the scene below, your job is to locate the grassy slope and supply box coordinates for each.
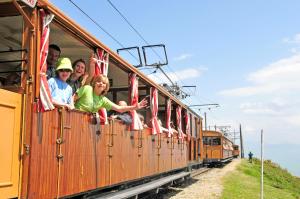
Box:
[221,159,300,199]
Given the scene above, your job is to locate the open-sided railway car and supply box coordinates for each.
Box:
[203,130,234,166]
[0,1,204,198]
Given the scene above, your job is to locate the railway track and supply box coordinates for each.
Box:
[88,167,212,199]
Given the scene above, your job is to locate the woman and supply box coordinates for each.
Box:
[67,54,97,94]
[48,57,74,110]
[67,59,86,94]
[74,75,147,113]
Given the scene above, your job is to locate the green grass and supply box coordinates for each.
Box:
[221,159,300,199]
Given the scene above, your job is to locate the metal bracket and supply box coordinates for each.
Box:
[56,138,63,145]
[57,154,64,160]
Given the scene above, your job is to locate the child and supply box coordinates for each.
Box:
[74,75,147,113]
[48,57,74,110]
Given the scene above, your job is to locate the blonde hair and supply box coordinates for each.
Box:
[91,75,110,95]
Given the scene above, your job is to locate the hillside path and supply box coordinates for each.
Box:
[164,159,241,199]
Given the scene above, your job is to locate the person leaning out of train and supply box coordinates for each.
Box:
[48,57,74,110]
[46,44,61,79]
[110,101,133,125]
[67,54,97,95]
[74,74,148,114]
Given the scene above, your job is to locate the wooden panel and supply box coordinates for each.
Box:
[27,110,59,199]
[58,111,106,197]
[0,89,22,199]
[95,123,110,188]
[140,129,157,177]
[158,135,172,173]
[172,138,183,170]
[109,120,139,185]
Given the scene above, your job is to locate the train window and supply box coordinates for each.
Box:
[107,60,129,103]
[203,137,221,145]
[189,114,193,137]
[203,137,210,145]
[212,137,221,145]
[0,5,24,92]
[194,117,198,138]
[181,108,186,134]
[49,22,91,73]
[157,93,166,128]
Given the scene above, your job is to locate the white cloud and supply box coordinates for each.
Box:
[173,53,193,61]
[240,102,281,115]
[147,67,206,83]
[282,33,300,44]
[220,54,300,96]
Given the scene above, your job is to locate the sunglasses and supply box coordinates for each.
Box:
[59,69,72,72]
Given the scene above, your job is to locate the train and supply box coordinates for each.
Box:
[203,130,235,166]
[0,1,238,198]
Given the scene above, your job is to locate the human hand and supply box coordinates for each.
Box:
[136,98,148,109]
[89,53,97,76]
[65,104,74,111]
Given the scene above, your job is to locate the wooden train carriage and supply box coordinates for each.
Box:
[0,1,203,198]
[233,144,240,158]
[203,130,234,165]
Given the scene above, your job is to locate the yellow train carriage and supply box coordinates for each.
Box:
[203,130,234,166]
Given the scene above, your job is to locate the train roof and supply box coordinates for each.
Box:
[203,130,233,143]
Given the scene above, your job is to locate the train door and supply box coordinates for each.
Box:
[0,4,26,197]
[0,89,22,198]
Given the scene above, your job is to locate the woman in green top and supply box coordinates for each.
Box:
[74,75,147,113]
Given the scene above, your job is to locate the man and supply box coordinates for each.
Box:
[46,44,61,79]
[248,151,253,163]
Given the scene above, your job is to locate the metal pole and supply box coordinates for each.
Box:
[239,124,244,158]
[261,129,264,199]
[204,112,207,131]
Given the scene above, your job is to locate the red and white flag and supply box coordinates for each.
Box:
[129,73,143,130]
[39,10,54,111]
[166,98,173,137]
[95,48,109,124]
[185,110,191,141]
[176,106,184,139]
[150,87,161,135]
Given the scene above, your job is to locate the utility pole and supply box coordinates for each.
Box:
[239,124,244,158]
[261,129,264,199]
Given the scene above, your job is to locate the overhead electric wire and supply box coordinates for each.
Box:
[68,0,217,105]
[68,0,140,63]
[106,0,206,95]
[106,0,165,63]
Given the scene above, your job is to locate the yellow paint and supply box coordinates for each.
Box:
[0,89,22,199]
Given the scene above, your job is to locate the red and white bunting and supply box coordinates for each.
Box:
[39,10,54,111]
[129,73,143,130]
[95,48,109,76]
[95,48,109,124]
[176,106,184,139]
[185,110,191,141]
[166,98,173,137]
[150,87,161,135]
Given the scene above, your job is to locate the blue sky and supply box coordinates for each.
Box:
[49,0,300,176]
